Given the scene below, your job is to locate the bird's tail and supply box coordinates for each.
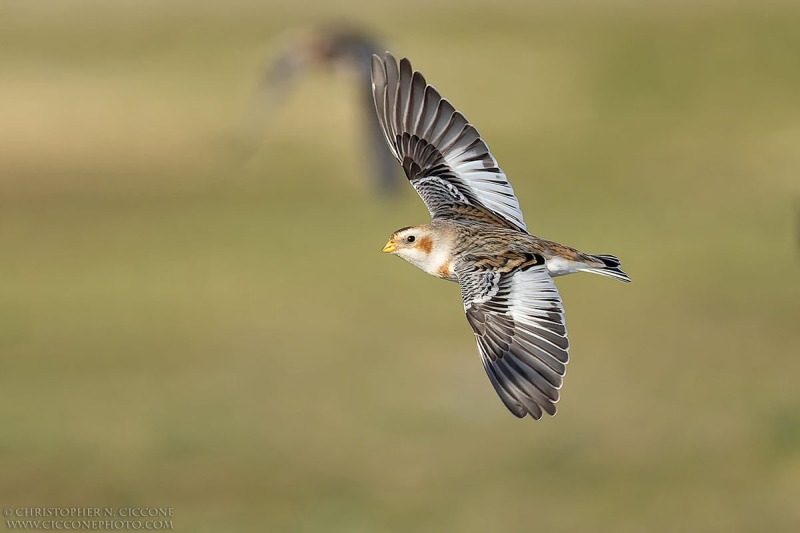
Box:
[581,254,631,283]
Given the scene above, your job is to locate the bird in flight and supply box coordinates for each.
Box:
[372,53,630,420]
[237,24,400,195]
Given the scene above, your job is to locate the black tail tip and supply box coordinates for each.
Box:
[595,254,621,268]
[591,254,631,283]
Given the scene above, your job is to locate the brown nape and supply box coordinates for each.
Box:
[416,235,433,254]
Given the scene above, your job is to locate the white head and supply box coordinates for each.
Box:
[380,225,437,272]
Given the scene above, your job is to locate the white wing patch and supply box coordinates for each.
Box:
[458,264,569,420]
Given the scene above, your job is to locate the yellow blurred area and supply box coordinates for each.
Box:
[1,1,799,531]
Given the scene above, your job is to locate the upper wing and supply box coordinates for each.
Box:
[370,52,528,232]
[457,257,569,419]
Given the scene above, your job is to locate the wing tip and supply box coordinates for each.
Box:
[370,53,387,90]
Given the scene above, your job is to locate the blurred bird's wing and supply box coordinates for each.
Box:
[361,84,403,194]
[371,52,527,232]
[234,47,305,158]
[456,256,569,419]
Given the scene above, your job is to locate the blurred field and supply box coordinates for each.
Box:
[2,1,799,531]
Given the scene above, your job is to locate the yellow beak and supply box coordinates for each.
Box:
[381,240,397,253]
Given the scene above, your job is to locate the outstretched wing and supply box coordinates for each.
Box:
[457,257,569,419]
[370,52,527,232]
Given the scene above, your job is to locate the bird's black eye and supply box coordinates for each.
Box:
[406,235,416,243]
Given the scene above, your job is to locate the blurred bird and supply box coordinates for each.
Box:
[372,53,630,420]
[238,24,400,195]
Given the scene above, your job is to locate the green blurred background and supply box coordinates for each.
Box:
[2,1,799,531]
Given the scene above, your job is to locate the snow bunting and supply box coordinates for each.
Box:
[371,53,630,420]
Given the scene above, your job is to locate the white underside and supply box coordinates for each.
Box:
[544,256,585,277]
[427,245,455,278]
